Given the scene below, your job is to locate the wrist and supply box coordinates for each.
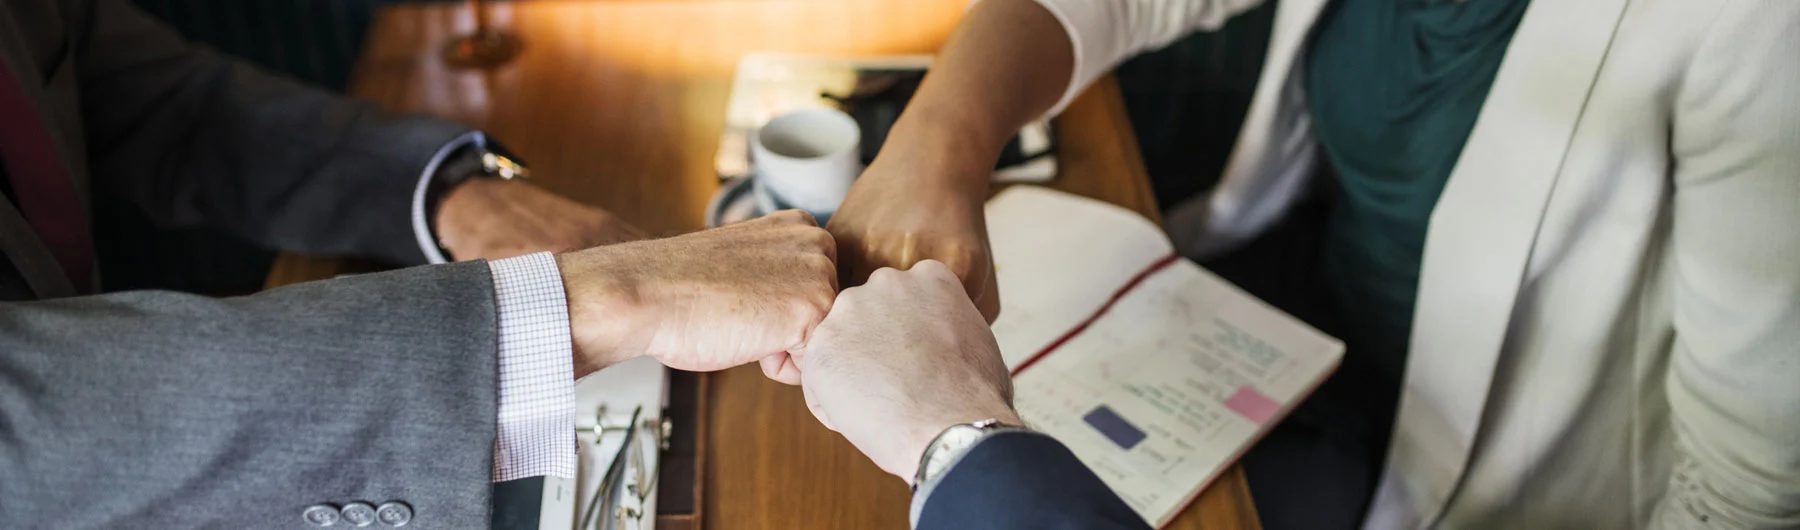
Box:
[878,110,1007,200]
[555,249,648,379]
[433,178,509,259]
[425,143,492,244]
[429,141,532,258]
[891,404,1023,481]
[434,177,493,227]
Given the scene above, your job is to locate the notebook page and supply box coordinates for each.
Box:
[986,186,1174,368]
[1012,261,1343,526]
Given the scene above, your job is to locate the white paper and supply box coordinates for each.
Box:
[987,187,1343,527]
[986,186,1173,368]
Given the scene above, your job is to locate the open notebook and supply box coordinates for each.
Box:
[988,187,1344,527]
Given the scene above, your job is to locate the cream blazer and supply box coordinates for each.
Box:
[1030,0,1800,527]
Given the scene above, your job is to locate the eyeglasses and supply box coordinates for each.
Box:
[577,404,670,530]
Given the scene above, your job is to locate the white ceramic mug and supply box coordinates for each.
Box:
[752,108,862,218]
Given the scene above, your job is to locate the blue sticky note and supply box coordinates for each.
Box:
[1083,405,1147,450]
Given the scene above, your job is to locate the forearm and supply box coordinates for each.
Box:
[880,0,1074,198]
[0,263,500,527]
[79,0,470,264]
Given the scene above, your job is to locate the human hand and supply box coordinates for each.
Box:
[435,178,648,261]
[788,260,1019,481]
[826,155,1000,323]
[555,210,838,378]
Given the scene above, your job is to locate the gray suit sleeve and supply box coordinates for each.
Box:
[74,0,472,266]
[0,261,501,528]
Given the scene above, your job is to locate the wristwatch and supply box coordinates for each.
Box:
[427,142,530,210]
[422,141,530,255]
[911,419,1032,491]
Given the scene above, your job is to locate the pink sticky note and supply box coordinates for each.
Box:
[1224,386,1281,425]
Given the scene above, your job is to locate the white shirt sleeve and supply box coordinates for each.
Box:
[1029,0,1268,115]
[485,252,579,481]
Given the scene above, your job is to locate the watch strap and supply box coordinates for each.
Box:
[907,423,1039,528]
[911,419,1032,490]
[421,140,528,258]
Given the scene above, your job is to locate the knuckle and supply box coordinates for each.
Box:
[807,227,836,251]
[791,296,826,319]
[835,282,868,302]
[808,296,834,322]
[867,266,902,284]
[771,209,818,227]
[803,252,836,276]
[933,240,981,266]
[757,210,794,227]
[914,259,954,277]
[789,226,831,251]
[792,279,835,309]
[937,248,975,271]
[913,261,963,289]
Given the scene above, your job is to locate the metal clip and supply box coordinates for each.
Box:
[577,405,666,530]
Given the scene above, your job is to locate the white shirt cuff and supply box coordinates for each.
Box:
[487,252,578,481]
[412,131,488,265]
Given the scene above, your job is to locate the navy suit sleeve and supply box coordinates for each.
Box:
[916,432,1149,530]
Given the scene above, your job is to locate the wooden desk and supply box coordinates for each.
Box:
[263,2,1259,529]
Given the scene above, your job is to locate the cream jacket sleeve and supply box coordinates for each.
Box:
[1658,1,1800,527]
[1029,0,1266,114]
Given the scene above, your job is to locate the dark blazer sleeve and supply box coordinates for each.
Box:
[916,432,1150,530]
[74,0,473,266]
[0,262,500,527]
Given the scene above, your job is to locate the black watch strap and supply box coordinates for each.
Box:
[425,142,517,218]
[422,140,528,257]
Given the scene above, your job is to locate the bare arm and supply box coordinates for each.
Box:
[880,0,1076,198]
[820,0,1071,331]
[882,0,1267,187]
[814,0,1264,342]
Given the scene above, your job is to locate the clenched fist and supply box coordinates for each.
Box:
[827,159,1000,323]
[789,260,1019,481]
[556,210,839,378]
[769,156,1002,384]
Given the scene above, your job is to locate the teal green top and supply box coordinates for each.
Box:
[1306,0,1528,385]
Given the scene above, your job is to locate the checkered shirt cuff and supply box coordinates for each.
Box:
[487,252,578,481]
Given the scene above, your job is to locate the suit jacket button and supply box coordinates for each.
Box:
[376,501,413,527]
[303,504,342,526]
[340,502,378,527]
